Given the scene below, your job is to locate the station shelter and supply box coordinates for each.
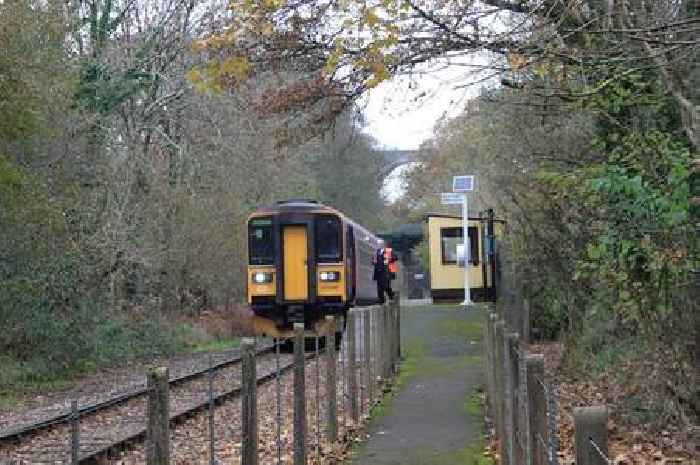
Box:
[426,210,504,303]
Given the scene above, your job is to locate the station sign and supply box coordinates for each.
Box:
[441,192,464,205]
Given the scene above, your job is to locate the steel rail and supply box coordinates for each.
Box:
[0,345,275,443]
[78,350,320,464]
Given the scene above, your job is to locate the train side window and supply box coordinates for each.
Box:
[249,218,274,265]
[441,227,480,265]
[316,215,342,263]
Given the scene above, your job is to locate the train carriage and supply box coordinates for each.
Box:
[247,200,383,337]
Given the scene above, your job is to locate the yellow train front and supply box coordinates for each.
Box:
[247,200,382,337]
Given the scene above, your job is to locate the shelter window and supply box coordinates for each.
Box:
[249,218,274,265]
[440,227,480,265]
[316,215,342,263]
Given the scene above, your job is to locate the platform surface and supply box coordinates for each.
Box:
[348,304,487,465]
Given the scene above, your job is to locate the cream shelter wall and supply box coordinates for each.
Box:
[428,216,485,291]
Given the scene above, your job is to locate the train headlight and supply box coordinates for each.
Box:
[319,271,340,282]
[252,272,273,284]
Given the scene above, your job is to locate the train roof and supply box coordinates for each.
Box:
[249,199,341,216]
[248,200,382,242]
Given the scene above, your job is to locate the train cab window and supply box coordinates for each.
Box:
[441,227,480,265]
[249,218,274,265]
[316,215,342,263]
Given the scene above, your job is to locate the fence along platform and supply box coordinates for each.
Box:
[485,303,611,465]
[1,298,401,465]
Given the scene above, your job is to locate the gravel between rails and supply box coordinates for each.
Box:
[118,339,371,465]
[0,350,292,463]
[1,308,381,464]
[0,347,250,435]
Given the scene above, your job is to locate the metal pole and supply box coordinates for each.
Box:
[463,194,473,306]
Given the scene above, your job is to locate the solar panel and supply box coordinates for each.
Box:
[453,175,475,192]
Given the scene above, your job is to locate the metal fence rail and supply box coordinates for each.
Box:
[1,299,402,465]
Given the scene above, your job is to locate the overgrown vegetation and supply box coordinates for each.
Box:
[198,0,698,430]
[0,0,389,390]
[1,0,697,434]
[394,15,699,428]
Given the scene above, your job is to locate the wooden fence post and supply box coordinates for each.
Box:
[574,406,608,465]
[325,316,337,443]
[147,367,169,465]
[523,298,531,344]
[494,321,508,465]
[293,323,307,465]
[363,309,373,408]
[241,338,258,465]
[382,305,391,383]
[485,312,496,422]
[388,302,395,373]
[70,400,79,465]
[505,333,520,465]
[394,292,401,361]
[526,354,545,465]
[347,310,359,423]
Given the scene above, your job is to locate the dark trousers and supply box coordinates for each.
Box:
[376,276,394,304]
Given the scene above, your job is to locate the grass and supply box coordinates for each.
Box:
[0,320,243,409]
[190,337,241,353]
[413,442,493,465]
[463,388,483,417]
[395,336,427,387]
[0,393,22,411]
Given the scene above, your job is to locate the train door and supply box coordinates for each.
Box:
[346,225,356,301]
[283,225,309,300]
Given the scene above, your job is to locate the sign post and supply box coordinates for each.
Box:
[452,175,475,307]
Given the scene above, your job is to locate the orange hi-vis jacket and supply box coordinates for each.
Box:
[384,247,397,274]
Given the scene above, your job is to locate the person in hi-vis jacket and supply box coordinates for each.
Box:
[372,241,398,304]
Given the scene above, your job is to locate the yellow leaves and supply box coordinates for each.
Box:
[220,56,251,81]
[185,56,249,94]
[363,8,380,28]
[533,61,551,78]
[323,40,345,76]
[260,0,283,9]
[185,68,209,93]
[507,51,527,70]
[363,61,389,89]
[194,31,236,51]
[260,22,274,36]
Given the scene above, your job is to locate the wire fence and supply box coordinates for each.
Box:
[485,306,609,465]
[0,299,402,465]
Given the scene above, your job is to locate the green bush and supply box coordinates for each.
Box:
[0,156,187,389]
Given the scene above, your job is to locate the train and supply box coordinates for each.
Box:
[246,199,383,338]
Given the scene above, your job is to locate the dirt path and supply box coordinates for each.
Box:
[347,303,489,465]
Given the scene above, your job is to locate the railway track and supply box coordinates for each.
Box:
[0,344,293,463]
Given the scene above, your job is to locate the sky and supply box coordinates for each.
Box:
[365,62,498,201]
[362,55,498,150]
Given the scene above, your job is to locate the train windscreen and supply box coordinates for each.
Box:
[316,215,342,263]
[249,218,274,265]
